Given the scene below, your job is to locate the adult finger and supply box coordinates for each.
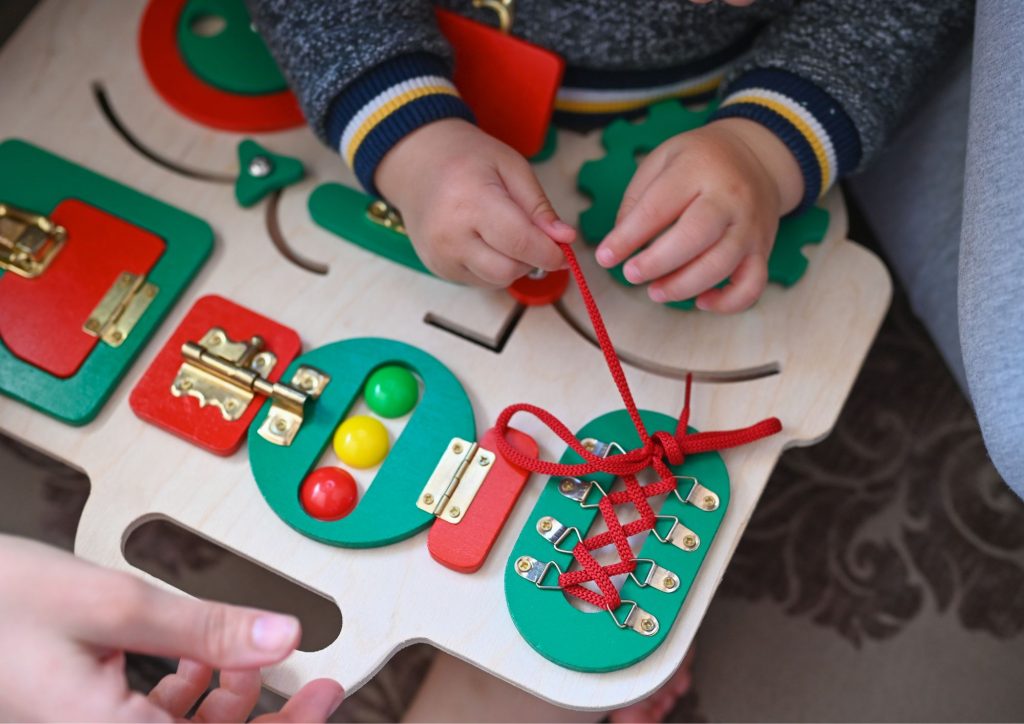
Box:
[597,178,699,269]
[695,253,768,313]
[499,157,576,244]
[647,229,748,303]
[478,195,565,271]
[621,197,730,284]
[69,573,301,669]
[464,235,533,287]
[192,669,262,723]
[252,679,345,724]
[148,659,213,718]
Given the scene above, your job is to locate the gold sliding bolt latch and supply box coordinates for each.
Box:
[0,203,67,278]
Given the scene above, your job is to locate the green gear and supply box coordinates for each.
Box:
[576,100,830,310]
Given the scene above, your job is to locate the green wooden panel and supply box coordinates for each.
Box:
[249,338,475,548]
[177,0,288,95]
[308,183,432,276]
[0,139,213,425]
[504,409,728,672]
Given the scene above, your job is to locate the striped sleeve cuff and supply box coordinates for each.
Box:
[710,68,862,212]
[325,52,475,196]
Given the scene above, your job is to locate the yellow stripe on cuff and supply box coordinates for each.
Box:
[344,85,461,166]
[554,76,721,115]
[721,93,833,193]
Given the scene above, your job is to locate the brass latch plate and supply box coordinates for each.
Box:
[83,271,158,347]
[416,438,495,524]
[0,203,67,278]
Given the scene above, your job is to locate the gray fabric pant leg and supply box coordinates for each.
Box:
[960,1,1024,497]
[849,0,1024,496]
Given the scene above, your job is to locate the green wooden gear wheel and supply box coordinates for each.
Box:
[577,100,830,310]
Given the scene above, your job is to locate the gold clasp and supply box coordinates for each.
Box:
[0,203,66,278]
[472,0,514,33]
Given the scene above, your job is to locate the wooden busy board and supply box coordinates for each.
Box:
[0,0,891,712]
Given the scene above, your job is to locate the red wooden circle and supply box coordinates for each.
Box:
[138,0,304,132]
[507,269,570,306]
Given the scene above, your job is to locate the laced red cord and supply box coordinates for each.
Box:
[495,242,782,612]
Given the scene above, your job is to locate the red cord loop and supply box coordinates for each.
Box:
[499,242,782,613]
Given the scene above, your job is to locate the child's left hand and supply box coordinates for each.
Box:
[595,117,803,313]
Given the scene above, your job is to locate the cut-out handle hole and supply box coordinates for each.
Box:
[124,518,342,653]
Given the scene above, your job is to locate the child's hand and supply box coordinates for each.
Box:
[375,119,575,288]
[595,117,803,313]
[0,535,344,722]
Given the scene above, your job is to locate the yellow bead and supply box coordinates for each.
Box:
[333,415,390,469]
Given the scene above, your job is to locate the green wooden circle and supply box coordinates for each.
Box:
[504,409,729,672]
[177,0,287,95]
[249,338,475,548]
[0,139,212,425]
[364,364,419,418]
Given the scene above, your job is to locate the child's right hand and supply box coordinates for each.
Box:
[375,119,575,288]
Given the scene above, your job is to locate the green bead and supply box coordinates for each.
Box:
[364,365,419,418]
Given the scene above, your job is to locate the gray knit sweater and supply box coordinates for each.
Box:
[247,0,973,207]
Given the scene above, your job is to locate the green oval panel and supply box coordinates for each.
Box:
[177,0,288,95]
[249,338,475,548]
[504,409,729,672]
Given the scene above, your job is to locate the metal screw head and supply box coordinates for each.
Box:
[248,156,273,178]
[111,330,123,342]
[210,332,224,346]
[452,442,464,454]
[225,399,237,411]
[538,517,553,533]
[273,418,288,433]
[682,534,697,550]
[703,494,717,510]
[180,378,193,390]
[663,576,677,590]
[478,456,491,467]
[559,479,574,493]
[85,319,100,332]
[146,286,157,298]
[299,375,315,390]
[422,493,434,505]
[582,439,596,452]
[122,273,133,282]
[640,617,656,632]
[516,557,532,572]
[448,506,461,519]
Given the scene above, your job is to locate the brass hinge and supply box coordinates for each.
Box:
[416,438,495,524]
[366,199,406,235]
[171,327,330,446]
[0,203,67,278]
[83,271,158,347]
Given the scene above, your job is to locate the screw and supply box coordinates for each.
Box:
[448,506,461,518]
[422,493,434,505]
[111,330,123,342]
[453,442,464,454]
[640,617,656,632]
[122,273,132,282]
[703,494,717,509]
[248,156,273,178]
[180,378,193,390]
[299,375,315,390]
[478,456,490,467]
[538,517,553,533]
[273,418,288,433]
[516,557,532,572]
[210,332,224,345]
[663,576,677,590]
[225,399,237,411]
[146,287,156,298]
[560,479,574,493]
[85,319,100,332]
[682,534,697,550]
[582,439,596,452]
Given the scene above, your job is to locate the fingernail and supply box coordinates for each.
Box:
[623,263,643,284]
[649,287,667,303]
[551,219,574,235]
[251,614,300,652]
[595,248,614,267]
[695,297,709,311]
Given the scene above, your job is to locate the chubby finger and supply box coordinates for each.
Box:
[192,669,263,723]
[464,240,533,288]
[696,253,768,313]
[112,692,175,723]
[478,195,565,271]
[252,679,345,723]
[648,229,749,303]
[69,574,301,669]
[147,658,213,718]
[621,197,730,284]
[597,178,699,269]
[498,157,576,244]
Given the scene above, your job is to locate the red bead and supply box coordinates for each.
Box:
[507,269,570,306]
[300,467,358,521]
